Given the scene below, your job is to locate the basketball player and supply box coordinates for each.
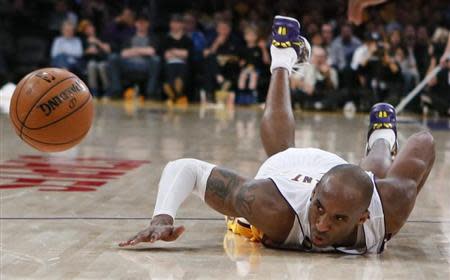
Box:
[120,16,435,254]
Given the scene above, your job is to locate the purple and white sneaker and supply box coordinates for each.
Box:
[271,15,311,74]
[366,103,399,156]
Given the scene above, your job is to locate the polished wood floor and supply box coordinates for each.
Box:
[1,102,449,279]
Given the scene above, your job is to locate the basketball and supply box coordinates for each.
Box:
[9,68,94,152]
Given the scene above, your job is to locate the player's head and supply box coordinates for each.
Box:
[308,164,373,248]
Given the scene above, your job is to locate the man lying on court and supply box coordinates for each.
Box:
[120,16,435,254]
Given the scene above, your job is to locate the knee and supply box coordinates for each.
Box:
[87,60,97,69]
[412,131,435,150]
[411,131,436,161]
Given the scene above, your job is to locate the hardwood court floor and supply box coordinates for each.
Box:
[1,102,449,279]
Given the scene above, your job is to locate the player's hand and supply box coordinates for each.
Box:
[119,214,185,247]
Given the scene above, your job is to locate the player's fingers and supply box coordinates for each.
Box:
[119,234,139,247]
[149,232,160,243]
[163,225,185,241]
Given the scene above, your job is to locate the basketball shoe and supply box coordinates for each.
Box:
[270,15,311,75]
[365,103,399,157]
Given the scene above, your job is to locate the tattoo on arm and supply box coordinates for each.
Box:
[235,186,255,216]
[206,168,239,201]
[205,167,251,217]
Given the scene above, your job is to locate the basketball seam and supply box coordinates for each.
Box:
[21,129,90,146]
[19,76,76,140]
[22,93,92,130]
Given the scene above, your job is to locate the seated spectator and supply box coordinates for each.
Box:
[184,11,207,100]
[202,18,243,104]
[385,29,420,93]
[108,14,161,100]
[50,20,83,75]
[290,46,339,110]
[424,57,450,115]
[311,32,324,48]
[102,7,136,53]
[329,23,361,71]
[184,12,207,63]
[439,28,450,66]
[79,20,111,100]
[321,23,334,54]
[161,14,193,106]
[48,0,78,38]
[329,23,361,104]
[236,25,269,105]
[351,32,402,109]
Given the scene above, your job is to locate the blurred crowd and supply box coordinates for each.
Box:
[1,0,450,114]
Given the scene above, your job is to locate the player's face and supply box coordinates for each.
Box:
[308,186,365,248]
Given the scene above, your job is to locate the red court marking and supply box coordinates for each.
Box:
[0,156,149,192]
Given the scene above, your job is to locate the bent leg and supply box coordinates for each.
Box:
[260,69,296,157]
[377,131,435,235]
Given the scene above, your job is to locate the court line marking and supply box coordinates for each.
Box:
[0,217,449,223]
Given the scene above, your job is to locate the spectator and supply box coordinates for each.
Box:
[321,23,335,64]
[184,11,207,101]
[79,19,111,100]
[202,18,242,104]
[290,46,339,110]
[184,12,207,63]
[50,20,83,75]
[236,25,270,105]
[429,27,450,72]
[48,0,78,38]
[329,23,361,71]
[107,14,161,100]
[425,56,450,115]
[438,28,450,66]
[414,26,432,80]
[387,29,419,92]
[352,32,402,109]
[102,7,136,53]
[311,32,324,48]
[161,14,193,106]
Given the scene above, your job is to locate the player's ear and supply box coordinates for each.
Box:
[358,210,370,224]
[310,188,316,201]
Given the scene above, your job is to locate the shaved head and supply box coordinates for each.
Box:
[319,164,373,211]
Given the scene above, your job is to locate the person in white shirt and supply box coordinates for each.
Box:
[50,20,83,74]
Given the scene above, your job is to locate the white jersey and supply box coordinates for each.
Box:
[255,148,387,254]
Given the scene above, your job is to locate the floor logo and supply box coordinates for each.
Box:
[0,155,149,192]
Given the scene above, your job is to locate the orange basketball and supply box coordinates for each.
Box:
[9,68,94,152]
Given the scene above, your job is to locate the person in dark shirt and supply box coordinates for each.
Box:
[237,25,270,104]
[102,7,136,53]
[202,19,243,103]
[107,14,161,100]
[79,20,111,99]
[161,14,193,106]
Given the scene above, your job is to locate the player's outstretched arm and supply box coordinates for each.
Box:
[119,159,294,247]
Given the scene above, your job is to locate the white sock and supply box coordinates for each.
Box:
[368,129,396,151]
[270,45,297,75]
